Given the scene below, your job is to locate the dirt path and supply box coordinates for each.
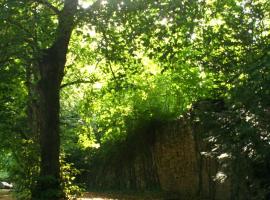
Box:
[0,190,13,200]
[79,192,164,200]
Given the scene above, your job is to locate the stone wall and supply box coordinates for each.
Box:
[153,119,230,200]
[154,119,199,199]
[87,118,231,199]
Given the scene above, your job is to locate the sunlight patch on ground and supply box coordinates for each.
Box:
[0,189,13,200]
[78,198,116,200]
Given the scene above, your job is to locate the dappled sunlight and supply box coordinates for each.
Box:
[78,198,116,200]
[78,0,94,8]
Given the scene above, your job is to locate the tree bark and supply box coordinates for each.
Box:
[32,0,78,199]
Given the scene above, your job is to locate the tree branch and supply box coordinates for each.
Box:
[34,0,61,15]
[60,79,97,89]
[52,0,78,66]
[0,58,12,66]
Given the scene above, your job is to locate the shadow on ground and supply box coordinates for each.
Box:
[0,190,165,200]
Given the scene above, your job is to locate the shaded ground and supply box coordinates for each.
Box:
[0,190,165,200]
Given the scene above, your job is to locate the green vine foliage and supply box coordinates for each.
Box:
[60,156,84,200]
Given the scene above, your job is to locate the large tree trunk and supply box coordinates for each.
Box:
[32,0,78,199]
[34,47,63,199]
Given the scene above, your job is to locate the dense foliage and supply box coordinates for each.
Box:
[0,0,269,199]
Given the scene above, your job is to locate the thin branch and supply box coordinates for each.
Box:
[5,18,40,54]
[33,0,61,15]
[99,31,118,82]
[60,79,97,89]
[108,61,117,81]
[0,58,12,66]
[6,18,32,36]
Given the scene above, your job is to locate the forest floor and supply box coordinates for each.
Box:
[0,190,164,200]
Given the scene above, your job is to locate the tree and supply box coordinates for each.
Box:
[1,0,78,198]
[30,0,78,199]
